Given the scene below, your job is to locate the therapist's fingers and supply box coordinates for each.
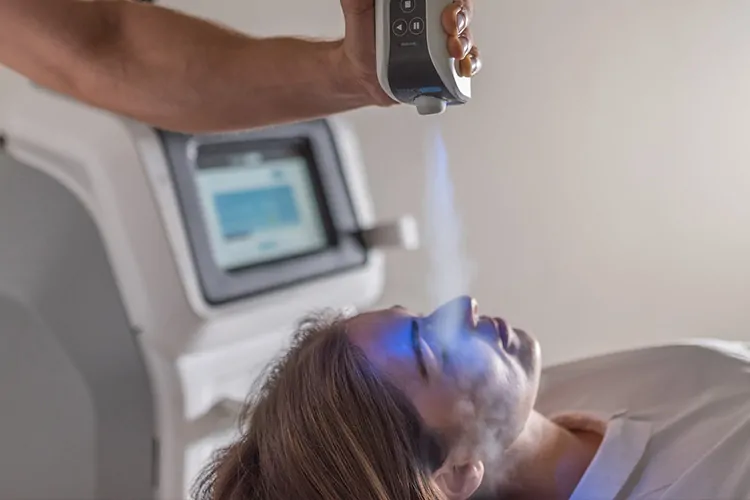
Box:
[442,0,473,36]
[447,28,474,60]
[457,46,482,77]
[443,1,480,73]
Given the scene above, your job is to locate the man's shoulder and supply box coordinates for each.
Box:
[536,339,750,417]
[542,339,750,381]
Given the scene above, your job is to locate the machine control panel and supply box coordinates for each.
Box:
[386,0,456,105]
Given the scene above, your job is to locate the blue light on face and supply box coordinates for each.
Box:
[372,319,419,365]
[428,297,468,348]
[368,305,494,385]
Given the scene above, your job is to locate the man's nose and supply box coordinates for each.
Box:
[429,295,478,331]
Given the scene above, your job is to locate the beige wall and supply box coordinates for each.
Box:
[4,1,750,365]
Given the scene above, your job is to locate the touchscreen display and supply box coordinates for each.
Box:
[194,142,330,271]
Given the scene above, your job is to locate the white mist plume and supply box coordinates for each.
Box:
[423,125,473,342]
[422,125,525,485]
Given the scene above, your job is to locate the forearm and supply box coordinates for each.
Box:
[0,0,378,132]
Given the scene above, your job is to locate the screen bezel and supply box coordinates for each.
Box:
[158,120,367,305]
[195,137,338,271]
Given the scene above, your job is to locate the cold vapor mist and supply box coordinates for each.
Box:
[422,126,527,486]
[423,125,473,344]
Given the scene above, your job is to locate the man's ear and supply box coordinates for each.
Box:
[433,459,485,500]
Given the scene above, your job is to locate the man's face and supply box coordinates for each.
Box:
[346,296,542,456]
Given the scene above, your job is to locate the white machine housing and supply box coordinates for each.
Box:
[0,83,417,499]
[375,0,472,115]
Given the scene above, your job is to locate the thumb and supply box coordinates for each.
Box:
[340,0,375,17]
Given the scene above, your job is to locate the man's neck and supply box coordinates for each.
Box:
[487,411,603,500]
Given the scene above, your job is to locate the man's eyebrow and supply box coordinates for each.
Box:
[411,319,429,381]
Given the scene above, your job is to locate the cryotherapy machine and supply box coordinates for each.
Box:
[0,83,418,499]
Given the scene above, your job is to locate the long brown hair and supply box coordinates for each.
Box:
[193,310,448,500]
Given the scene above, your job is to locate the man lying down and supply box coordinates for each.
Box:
[194,296,750,500]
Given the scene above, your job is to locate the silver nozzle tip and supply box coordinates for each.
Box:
[414,95,447,116]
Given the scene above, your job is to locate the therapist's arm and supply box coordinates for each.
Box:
[0,0,390,133]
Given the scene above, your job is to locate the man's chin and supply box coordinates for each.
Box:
[515,328,542,381]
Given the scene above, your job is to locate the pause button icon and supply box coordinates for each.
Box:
[409,18,424,35]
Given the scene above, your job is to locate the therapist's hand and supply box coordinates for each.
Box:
[339,0,482,105]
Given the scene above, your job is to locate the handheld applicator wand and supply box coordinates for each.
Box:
[375,0,472,115]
